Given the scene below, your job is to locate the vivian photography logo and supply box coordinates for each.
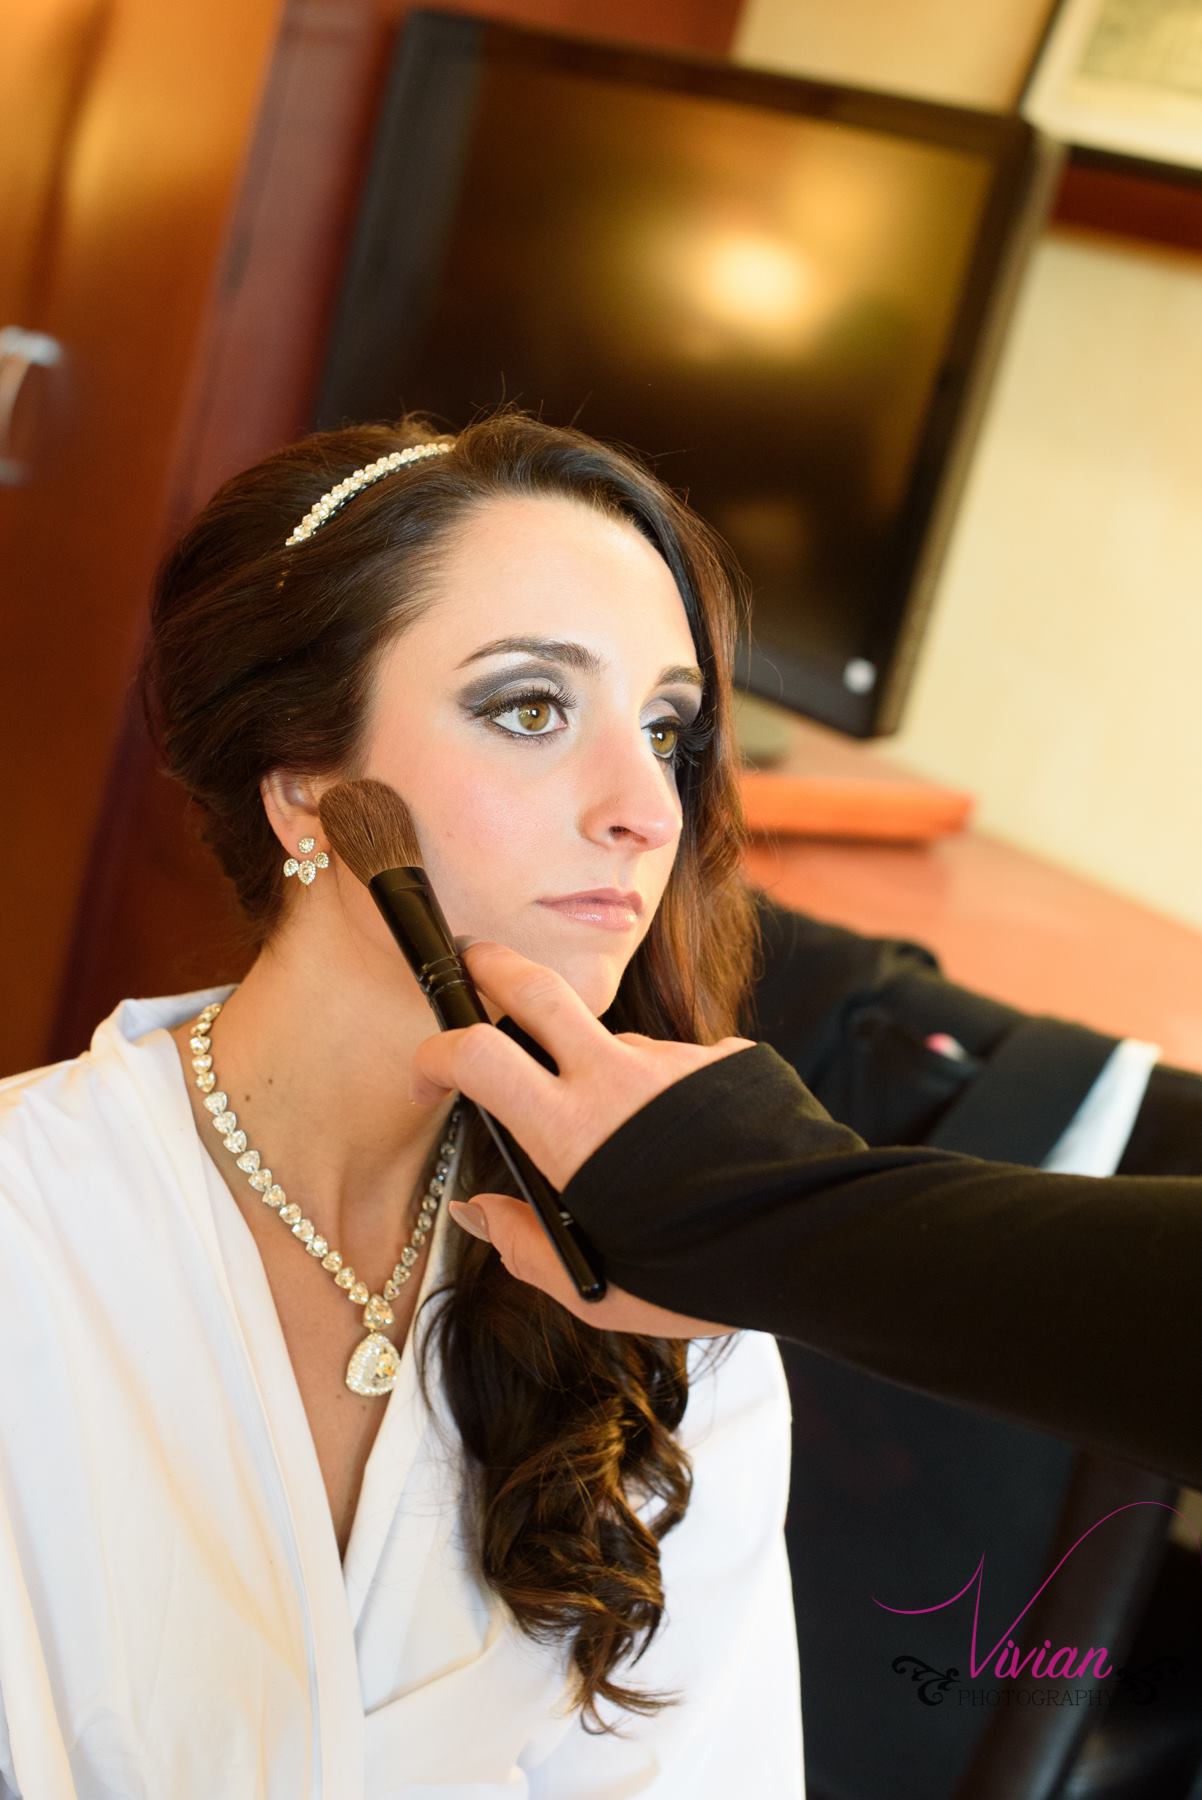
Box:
[875,1500,1198,1710]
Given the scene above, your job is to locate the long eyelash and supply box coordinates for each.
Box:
[471,683,573,735]
[472,683,716,770]
[666,712,716,769]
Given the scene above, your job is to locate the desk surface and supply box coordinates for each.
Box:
[740,715,1202,1073]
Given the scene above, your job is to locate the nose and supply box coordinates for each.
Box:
[576,724,682,854]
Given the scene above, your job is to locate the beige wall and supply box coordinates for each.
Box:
[734,0,1054,107]
[733,1,1202,933]
[887,229,1202,928]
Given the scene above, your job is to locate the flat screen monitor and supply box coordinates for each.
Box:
[316,11,1061,736]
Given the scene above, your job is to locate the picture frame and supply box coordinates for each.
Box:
[1022,0,1202,174]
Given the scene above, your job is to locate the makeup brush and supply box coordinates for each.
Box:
[317,777,606,1302]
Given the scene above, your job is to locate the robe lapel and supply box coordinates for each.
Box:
[99,994,370,1796]
[197,1109,371,1794]
[341,1159,464,1626]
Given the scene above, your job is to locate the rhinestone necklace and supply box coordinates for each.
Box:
[188,999,463,1398]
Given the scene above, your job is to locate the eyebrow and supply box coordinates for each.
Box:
[455,635,705,693]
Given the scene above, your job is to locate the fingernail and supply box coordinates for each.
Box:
[454,934,481,952]
[448,1200,491,1244]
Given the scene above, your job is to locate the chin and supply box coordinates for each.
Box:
[496,921,629,1020]
[456,905,646,1019]
[542,949,624,1019]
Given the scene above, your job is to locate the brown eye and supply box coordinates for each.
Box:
[480,690,569,739]
[648,720,680,760]
[515,700,553,732]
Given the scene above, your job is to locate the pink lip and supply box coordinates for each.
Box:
[537,888,644,932]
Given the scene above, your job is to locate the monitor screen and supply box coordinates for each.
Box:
[316,13,1058,735]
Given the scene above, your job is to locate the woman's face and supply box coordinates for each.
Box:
[359,493,705,1016]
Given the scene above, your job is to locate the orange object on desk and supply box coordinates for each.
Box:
[739,770,976,843]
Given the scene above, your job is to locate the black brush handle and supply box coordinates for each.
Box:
[470,1109,606,1302]
[369,868,607,1302]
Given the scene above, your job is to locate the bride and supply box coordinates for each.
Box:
[0,409,802,1796]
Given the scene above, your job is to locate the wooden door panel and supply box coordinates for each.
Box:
[0,0,109,328]
[0,0,282,1076]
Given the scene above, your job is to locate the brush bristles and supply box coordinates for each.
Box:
[318,778,423,884]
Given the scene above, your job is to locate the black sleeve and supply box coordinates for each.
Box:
[559,1043,1202,1489]
[1117,1060,1202,1176]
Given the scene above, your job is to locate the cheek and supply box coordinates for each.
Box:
[405,744,545,908]
[436,782,524,860]
[385,728,685,1004]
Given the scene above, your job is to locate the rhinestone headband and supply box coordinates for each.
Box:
[284,440,454,547]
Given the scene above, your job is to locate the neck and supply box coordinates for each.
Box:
[184,913,457,1255]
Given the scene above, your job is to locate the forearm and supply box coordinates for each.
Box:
[561,1045,1202,1487]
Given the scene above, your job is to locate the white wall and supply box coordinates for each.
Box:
[733,0,1202,931]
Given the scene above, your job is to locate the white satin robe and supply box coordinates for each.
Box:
[0,990,803,1798]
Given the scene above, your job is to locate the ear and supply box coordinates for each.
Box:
[261,770,324,855]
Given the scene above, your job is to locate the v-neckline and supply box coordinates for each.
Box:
[207,1143,457,1582]
[145,1015,464,1596]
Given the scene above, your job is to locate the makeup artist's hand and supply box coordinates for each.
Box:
[410,940,748,1334]
[449,1186,732,1335]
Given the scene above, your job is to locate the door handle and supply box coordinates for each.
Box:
[0,326,66,486]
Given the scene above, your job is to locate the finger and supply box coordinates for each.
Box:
[459,941,609,1073]
[448,1196,739,1340]
[410,1020,558,1113]
[450,1194,582,1305]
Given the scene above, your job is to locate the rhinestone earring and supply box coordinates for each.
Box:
[283,836,330,887]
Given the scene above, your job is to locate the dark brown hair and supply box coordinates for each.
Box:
[139,407,759,1728]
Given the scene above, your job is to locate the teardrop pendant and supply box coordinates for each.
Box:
[346,1332,400,1397]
